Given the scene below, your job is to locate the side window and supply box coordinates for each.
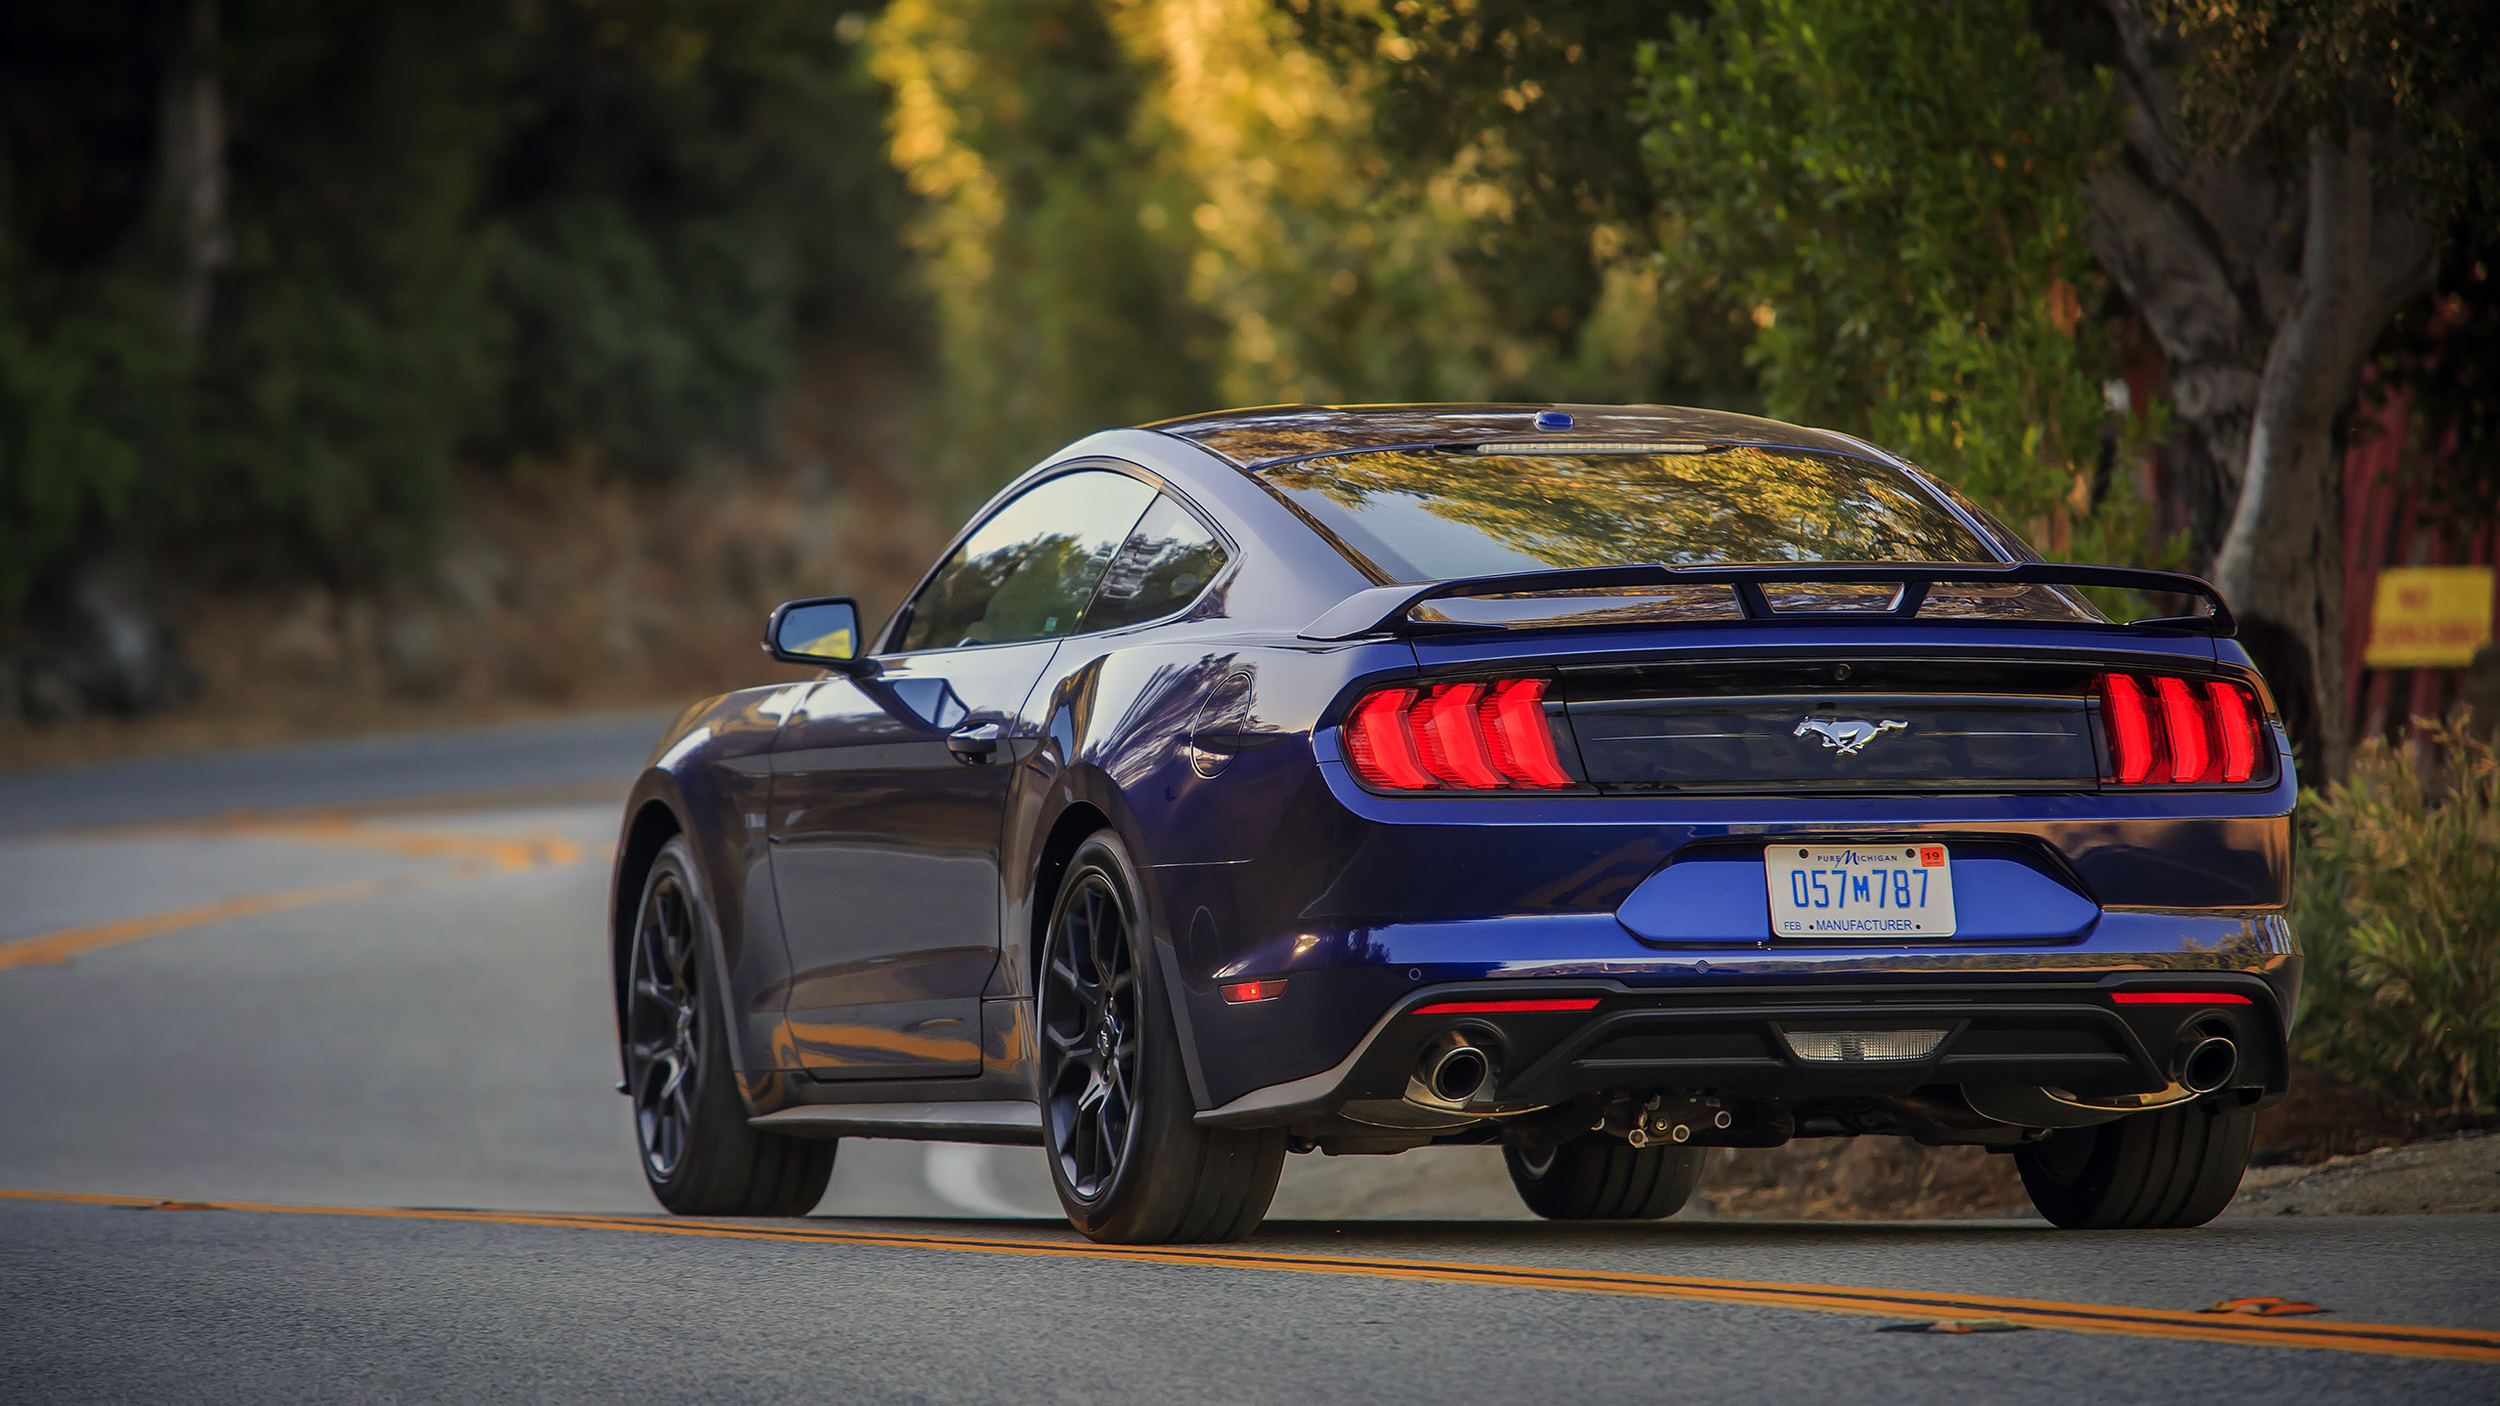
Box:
[1079,495,1229,633]
[895,470,1156,652]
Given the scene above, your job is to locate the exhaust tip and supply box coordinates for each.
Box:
[2176,1034,2239,1094]
[1414,1041,1492,1106]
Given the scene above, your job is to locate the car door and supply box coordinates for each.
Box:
[766,468,1159,1079]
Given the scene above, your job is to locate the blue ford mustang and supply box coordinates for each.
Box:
[609,403,2296,1243]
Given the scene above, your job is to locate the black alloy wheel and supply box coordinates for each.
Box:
[2014,1099,2256,1229]
[627,860,703,1182]
[1037,833,1286,1243]
[1041,866,1140,1202]
[624,837,834,1216]
[1504,1138,1705,1220]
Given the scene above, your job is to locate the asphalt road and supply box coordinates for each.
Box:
[2,714,2495,1403]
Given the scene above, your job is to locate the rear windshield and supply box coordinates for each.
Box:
[1261,445,1994,583]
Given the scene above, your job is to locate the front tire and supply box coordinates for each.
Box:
[626,837,834,1216]
[1505,1138,1704,1220]
[1038,833,1285,1244]
[2015,1100,2256,1229]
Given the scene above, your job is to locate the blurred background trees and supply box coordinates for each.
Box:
[1,0,2493,770]
[1,0,910,718]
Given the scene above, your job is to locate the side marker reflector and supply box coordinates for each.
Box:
[1411,997,1600,1015]
[1221,979,1288,1004]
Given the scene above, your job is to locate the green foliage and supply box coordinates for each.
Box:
[1634,0,2160,566]
[0,0,910,615]
[2150,0,2500,226]
[2292,716,2500,1113]
[0,273,178,616]
[886,0,2170,569]
[877,0,1769,504]
[872,0,1219,504]
[180,0,510,579]
[494,0,913,470]
[1293,1,1746,407]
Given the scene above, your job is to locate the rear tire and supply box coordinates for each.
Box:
[1038,833,1286,1244]
[626,837,835,1217]
[1504,1138,1704,1220]
[2015,1100,2256,1229]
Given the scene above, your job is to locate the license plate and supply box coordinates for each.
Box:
[1766,843,1957,937]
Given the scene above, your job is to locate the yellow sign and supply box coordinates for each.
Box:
[2364,566,2496,668]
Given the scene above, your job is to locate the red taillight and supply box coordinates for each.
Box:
[1345,688,1435,790]
[2207,681,2258,783]
[2095,672,2265,786]
[2111,991,2253,1005]
[1343,678,1573,792]
[2155,676,2210,784]
[2097,673,2158,784]
[1413,682,1507,788]
[1484,679,1574,787]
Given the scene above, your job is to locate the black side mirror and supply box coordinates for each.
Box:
[765,597,876,676]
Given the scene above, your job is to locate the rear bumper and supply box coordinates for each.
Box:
[1160,753,2297,1115]
[1183,906,2297,1111]
[1196,954,2293,1133]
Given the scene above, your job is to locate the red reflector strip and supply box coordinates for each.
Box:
[1221,978,1288,1004]
[1411,998,1600,1015]
[2111,991,2253,1005]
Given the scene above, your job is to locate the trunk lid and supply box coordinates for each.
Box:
[1561,658,2105,794]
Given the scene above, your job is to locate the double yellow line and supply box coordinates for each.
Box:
[6,1188,2495,1365]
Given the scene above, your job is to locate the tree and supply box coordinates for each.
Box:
[0,0,908,639]
[2063,0,2497,774]
[871,0,1761,502]
[1307,0,2498,776]
[871,0,1219,503]
[1633,0,2160,571]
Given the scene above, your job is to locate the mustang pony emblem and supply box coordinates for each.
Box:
[1793,716,1909,756]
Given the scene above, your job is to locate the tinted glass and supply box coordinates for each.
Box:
[1079,496,1228,632]
[1263,446,1991,583]
[896,470,1156,651]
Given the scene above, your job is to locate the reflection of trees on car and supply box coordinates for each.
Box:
[971,536,1116,643]
[1266,448,1990,581]
[910,534,1115,648]
[1087,503,1227,632]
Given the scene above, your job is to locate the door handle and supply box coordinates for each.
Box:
[946,721,1002,762]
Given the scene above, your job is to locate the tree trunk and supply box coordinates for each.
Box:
[2078,1,2436,781]
[2211,133,2378,781]
[159,0,229,347]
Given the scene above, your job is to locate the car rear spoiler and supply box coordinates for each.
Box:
[1297,562,2235,641]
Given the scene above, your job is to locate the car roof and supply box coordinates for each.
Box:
[1139,402,1891,471]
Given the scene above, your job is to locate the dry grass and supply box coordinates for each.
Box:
[0,346,950,770]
